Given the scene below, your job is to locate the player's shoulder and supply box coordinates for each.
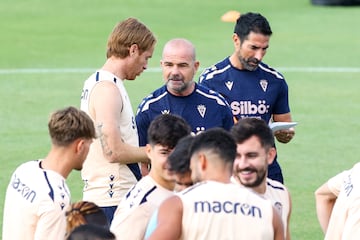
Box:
[236,184,273,207]
[124,176,155,199]
[199,57,231,82]
[142,85,167,101]
[258,62,285,80]
[135,175,155,190]
[351,162,360,172]
[266,178,288,192]
[9,161,42,187]
[137,86,167,111]
[180,181,208,196]
[347,162,360,184]
[195,83,220,96]
[85,70,118,84]
[205,57,230,71]
[14,160,41,173]
[195,84,230,106]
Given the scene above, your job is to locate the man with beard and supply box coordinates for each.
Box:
[136,38,234,175]
[199,12,295,184]
[146,128,284,240]
[80,18,156,224]
[231,117,292,240]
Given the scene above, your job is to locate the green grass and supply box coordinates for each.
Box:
[2,0,360,239]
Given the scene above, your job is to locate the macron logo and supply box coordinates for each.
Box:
[225,81,233,90]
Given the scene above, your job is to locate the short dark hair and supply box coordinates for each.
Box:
[48,106,95,146]
[234,12,272,41]
[190,128,236,165]
[168,135,194,174]
[147,114,191,149]
[230,118,275,150]
[66,224,115,240]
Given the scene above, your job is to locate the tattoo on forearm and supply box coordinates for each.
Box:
[97,123,113,157]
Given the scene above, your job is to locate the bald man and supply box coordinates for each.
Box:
[136,38,234,175]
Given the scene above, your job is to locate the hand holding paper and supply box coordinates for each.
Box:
[269,122,298,132]
[270,122,297,143]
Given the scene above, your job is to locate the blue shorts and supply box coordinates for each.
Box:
[100,206,118,224]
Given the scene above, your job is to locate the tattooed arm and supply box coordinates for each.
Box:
[89,81,149,164]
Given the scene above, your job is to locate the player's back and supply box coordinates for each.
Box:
[180,181,274,240]
[2,160,70,240]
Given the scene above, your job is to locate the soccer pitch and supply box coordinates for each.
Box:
[1,0,360,238]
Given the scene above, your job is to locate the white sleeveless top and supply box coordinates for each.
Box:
[111,176,174,240]
[231,176,290,237]
[263,178,290,239]
[80,70,140,207]
[179,181,274,240]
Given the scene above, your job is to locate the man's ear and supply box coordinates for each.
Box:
[75,139,85,154]
[199,153,207,171]
[267,147,277,165]
[232,33,241,46]
[194,61,200,71]
[129,43,138,56]
[145,144,152,157]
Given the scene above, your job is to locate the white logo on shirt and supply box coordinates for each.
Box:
[161,110,170,114]
[197,105,206,118]
[225,81,233,90]
[260,79,268,92]
[230,100,270,116]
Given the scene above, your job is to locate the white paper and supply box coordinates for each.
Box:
[269,122,297,132]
